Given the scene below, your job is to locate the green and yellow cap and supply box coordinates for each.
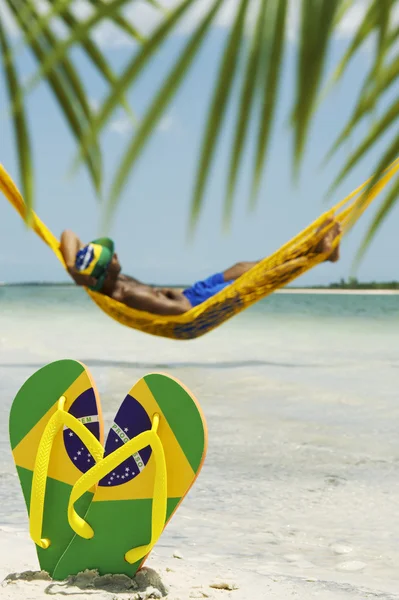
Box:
[75,237,115,291]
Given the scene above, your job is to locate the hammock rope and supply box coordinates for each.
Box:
[1,160,398,340]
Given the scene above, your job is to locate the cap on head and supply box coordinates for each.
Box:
[75,237,115,291]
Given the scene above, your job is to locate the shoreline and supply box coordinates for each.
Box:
[1,283,399,295]
[276,288,399,295]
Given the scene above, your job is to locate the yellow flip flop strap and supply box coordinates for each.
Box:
[30,396,104,549]
[68,413,167,564]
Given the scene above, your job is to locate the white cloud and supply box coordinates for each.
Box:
[335,0,370,39]
[109,114,134,135]
[73,0,379,49]
[1,0,398,52]
[286,0,373,44]
[89,97,100,113]
[71,0,93,20]
[108,111,174,135]
[0,1,18,37]
[123,0,166,36]
[158,114,173,132]
[122,0,260,38]
[92,20,136,48]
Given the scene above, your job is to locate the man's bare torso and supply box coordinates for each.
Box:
[107,274,192,314]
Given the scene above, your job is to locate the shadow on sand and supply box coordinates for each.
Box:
[0,358,336,370]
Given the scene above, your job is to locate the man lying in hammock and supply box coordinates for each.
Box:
[60,219,341,316]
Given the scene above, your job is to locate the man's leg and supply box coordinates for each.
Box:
[221,217,342,282]
[222,261,260,282]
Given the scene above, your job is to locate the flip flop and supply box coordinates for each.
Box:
[52,372,207,580]
[9,359,104,577]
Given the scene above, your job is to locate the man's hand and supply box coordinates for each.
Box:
[67,267,97,288]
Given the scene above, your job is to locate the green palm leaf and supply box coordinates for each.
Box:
[330,0,378,85]
[10,0,95,129]
[373,0,393,74]
[7,0,71,59]
[22,0,135,98]
[0,16,33,217]
[330,98,399,191]
[39,20,95,128]
[59,8,135,119]
[292,0,340,171]
[104,0,225,225]
[11,0,148,56]
[344,134,399,229]
[190,0,251,228]
[143,0,167,10]
[73,0,199,169]
[387,22,399,47]
[223,0,269,225]
[326,54,399,161]
[5,0,102,194]
[354,174,399,267]
[86,0,146,43]
[351,0,395,119]
[333,0,353,27]
[249,0,287,208]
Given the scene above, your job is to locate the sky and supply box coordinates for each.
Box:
[0,0,398,286]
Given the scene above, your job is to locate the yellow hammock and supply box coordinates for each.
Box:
[1,161,398,340]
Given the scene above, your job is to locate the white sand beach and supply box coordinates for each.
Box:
[3,528,399,600]
[3,525,399,599]
[1,288,399,599]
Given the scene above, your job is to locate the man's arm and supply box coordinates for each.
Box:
[60,230,96,287]
[117,287,189,315]
[60,230,82,269]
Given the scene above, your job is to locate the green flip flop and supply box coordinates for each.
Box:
[9,359,104,576]
[52,372,208,580]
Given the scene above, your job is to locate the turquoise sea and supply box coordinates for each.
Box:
[0,286,398,592]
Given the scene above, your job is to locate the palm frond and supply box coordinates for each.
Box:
[338,56,399,153]
[333,0,353,27]
[22,0,135,98]
[249,0,287,208]
[5,0,102,194]
[354,0,395,110]
[317,0,399,251]
[10,0,144,57]
[7,0,71,60]
[330,0,378,84]
[8,0,133,124]
[223,0,270,225]
[292,0,340,171]
[104,0,225,225]
[0,16,33,217]
[387,22,399,48]
[190,0,251,228]
[373,0,394,75]
[72,0,198,174]
[86,0,147,43]
[354,174,399,267]
[143,0,168,10]
[344,135,399,230]
[331,98,399,191]
[60,7,135,119]
[39,16,95,128]
[326,53,399,160]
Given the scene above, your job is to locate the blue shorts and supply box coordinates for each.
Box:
[182,272,233,308]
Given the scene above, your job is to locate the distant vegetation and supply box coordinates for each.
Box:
[307,278,399,290]
[2,278,399,290]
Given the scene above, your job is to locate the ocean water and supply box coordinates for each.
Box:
[0,286,398,591]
